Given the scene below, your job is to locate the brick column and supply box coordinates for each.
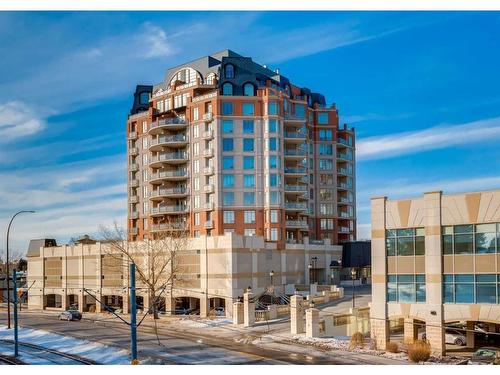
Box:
[306,308,320,338]
[370,196,389,350]
[243,292,255,327]
[290,295,305,334]
[233,302,244,325]
[404,318,417,344]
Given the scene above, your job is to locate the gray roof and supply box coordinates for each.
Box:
[26,239,57,257]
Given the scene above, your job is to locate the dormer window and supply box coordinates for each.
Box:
[243,83,255,96]
[222,82,233,96]
[139,92,150,105]
[206,72,216,85]
[224,64,235,79]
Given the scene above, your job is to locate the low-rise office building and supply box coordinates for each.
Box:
[371,189,500,355]
[27,233,341,316]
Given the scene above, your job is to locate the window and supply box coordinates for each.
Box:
[222,82,233,96]
[242,103,254,116]
[193,107,199,121]
[206,73,216,85]
[222,120,233,133]
[319,129,333,141]
[269,228,279,241]
[142,186,148,198]
[268,119,278,133]
[139,92,149,104]
[244,174,255,188]
[243,120,254,134]
[223,174,234,188]
[294,104,305,118]
[243,83,255,96]
[223,192,234,205]
[321,219,334,230]
[193,124,199,138]
[443,274,500,304]
[223,156,234,170]
[223,138,234,151]
[244,210,256,224]
[385,228,425,256]
[442,223,500,255]
[194,195,200,209]
[193,160,199,173]
[223,211,235,224]
[269,191,280,205]
[268,155,279,169]
[193,177,200,191]
[268,174,279,187]
[318,112,329,124]
[194,213,200,226]
[244,229,256,236]
[193,142,199,156]
[244,192,255,205]
[268,138,278,151]
[319,159,333,170]
[243,138,254,152]
[224,64,234,79]
[319,203,333,215]
[224,229,235,234]
[270,210,278,223]
[387,274,426,303]
[243,156,254,169]
[319,189,333,200]
[268,101,278,116]
[319,144,333,155]
[222,102,233,115]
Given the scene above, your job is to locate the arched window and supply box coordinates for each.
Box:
[169,67,201,87]
[222,82,233,96]
[243,83,255,96]
[206,73,216,85]
[224,64,235,79]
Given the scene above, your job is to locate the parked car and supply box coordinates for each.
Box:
[214,307,225,317]
[58,310,82,321]
[468,347,500,365]
[422,329,466,346]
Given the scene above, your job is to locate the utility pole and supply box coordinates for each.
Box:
[130,263,138,364]
[13,269,19,357]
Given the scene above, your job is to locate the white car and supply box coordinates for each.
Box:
[422,329,466,346]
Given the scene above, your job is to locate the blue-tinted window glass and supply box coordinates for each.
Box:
[387,275,397,283]
[443,274,454,283]
[269,138,277,151]
[225,64,234,79]
[222,156,234,169]
[223,192,234,205]
[222,82,233,95]
[476,274,496,282]
[222,120,233,133]
[243,138,254,152]
[476,284,496,304]
[243,83,254,96]
[475,232,496,253]
[222,102,233,115]
[416,283,426,302]
[397,283,415,302]
[243,156,254,169]
[268,119,277,133]
[294,104,305,118]
[222,138,233,151]
[269,155,278,169]
[443,284,454,303]
[415,275,426,283]
[397,275,414,283]
[243,120,254,134]
[244,192,255,205]
[387,283,397,302]
[455,283,474,303]
[243,174,255,188]
[268,102,278,115]
[222,175,234,188]
[269,174,278,187]
[242,103,254,116]
[269,191,280,204]
[318,112,329,124]
[455,274,474,282]
[455,234,473,254]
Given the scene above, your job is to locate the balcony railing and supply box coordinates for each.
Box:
[285,220,308,228]
[337,152,353,161]
[151,117,187,129]
[129,147,138,155]
[129,179,139,187]
[284,167,307,174]
[338,182,353,190]
[339,211,352,218]
[130,228,138,235]
[338,197,352,204]
[151,205,189,214]
[129,195,139,203]
[338,167,352,175]
[130,211,139,219]
[203,112,214,122]
[129,163,139,172]
[151,187,187,197]
[337,138,351,146]
[284,131,307,139]
[338,226,350,233]
[150,169,188,180]
[204,220,214,229]
[150,152,188,163]
[150,134,187,146]
[285,202,307,210]
[284,184,307,192]
[128,132,137,139]
[284,149,307,157]
[202,130,214,139]
[204,184,215,193]
[151,222,188,231]
[203,166,214,175]
[204,202,214,210]
[284,114,305,121]
[203,149,214,157]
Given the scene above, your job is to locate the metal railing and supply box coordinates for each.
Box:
[285,220,308,228]
[150,169,188,180]
[284,184,307,192]
[285,202,307,210]
[151,205,189,214]
[284,149,307,156]
[150,152,188,163]
[284,131,307,139]
[150,134,187,146]
[151,187,187,197]
[284,167,307,174]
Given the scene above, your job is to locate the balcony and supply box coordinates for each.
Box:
[284,167,307,176]
[284,131,307,142]
[285,220,308,229]
[338,197,352,205]
[150,205,190,216]
[284,114,305,123]
[203,166,214,175]
[203,202,214,210]
[337,167,352,176]
[130,211,139,219]
[204,220,214,229]
[149,134,188,151]
[204,184,215,193]
[337,138,351,147]
[128,132,137,140]
[338,226,350,234]
[130,227,138,235]
[202,130,214,140]
[337,182,353,190]
[285,202,308,211]
[129,147,138,156]
[203,112,213,122]
[150,169,188,184]
[149,152,188,167]
[149,117,187,134]
[203,148,214,158]
[150,222,188,231]
[129,195,139,203]
[129,179,139,188]
[150,187,188,200]
[284,149,307,160]
[284,184,308,193]
[337,152,353,161]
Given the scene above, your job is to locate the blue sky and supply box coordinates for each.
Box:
[1,11,500,254]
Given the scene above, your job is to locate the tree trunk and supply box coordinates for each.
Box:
[150,289,159,319]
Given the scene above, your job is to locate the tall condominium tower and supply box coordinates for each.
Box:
[126,50,356,246]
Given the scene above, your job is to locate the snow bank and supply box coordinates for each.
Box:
[0,325,130,365]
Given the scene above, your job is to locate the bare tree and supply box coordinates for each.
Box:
[99,221,188,319]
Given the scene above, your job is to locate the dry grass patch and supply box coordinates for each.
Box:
[386,341,399,353]
[407,339,431,363]
[349,332,365,349]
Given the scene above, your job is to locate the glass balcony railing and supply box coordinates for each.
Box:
[284,167,307,174]
[151,205,189,214]
[284,149,307,156]
[285,202,307,210]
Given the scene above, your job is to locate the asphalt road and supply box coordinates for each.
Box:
[0,311,378,365]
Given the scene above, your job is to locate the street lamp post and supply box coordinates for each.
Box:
[6,210,35,329]
[351,267,357,309]
[269,270,274,287]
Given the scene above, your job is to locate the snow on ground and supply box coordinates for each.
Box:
[263,334,466,364]
[175,317,232,328]
[0,325,131,365]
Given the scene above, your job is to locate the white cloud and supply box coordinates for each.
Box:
[357,117,500,160]
[141,23,174,59]
[0,101,47,140]
[357,223,371,240]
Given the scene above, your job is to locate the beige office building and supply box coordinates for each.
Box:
[27,234,341,316]
[371,189,500,355]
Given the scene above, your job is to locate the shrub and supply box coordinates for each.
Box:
[386,341,399,353]
[407,339,431,363]
[349,331,365,349]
